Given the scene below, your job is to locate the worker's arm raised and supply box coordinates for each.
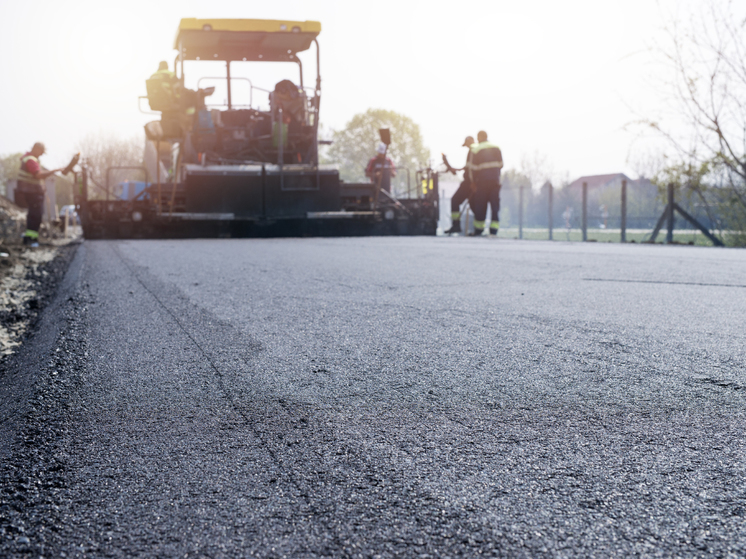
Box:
[34,167,64,180]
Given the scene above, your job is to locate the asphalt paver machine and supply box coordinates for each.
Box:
[78,18,439,238]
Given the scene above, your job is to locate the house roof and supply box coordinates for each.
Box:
[566,173,634,190]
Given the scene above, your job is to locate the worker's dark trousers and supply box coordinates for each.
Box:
[26,193,44,236]
[450,180,472,214]
[380,169,391,193]
[471,180,500,229]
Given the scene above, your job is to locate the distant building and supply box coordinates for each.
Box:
[567,173,655,192]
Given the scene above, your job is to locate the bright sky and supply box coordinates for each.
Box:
[0,0,694,180]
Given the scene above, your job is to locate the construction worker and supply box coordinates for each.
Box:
[17,143,62,247]
[365,142,397,193]
[147,61,193,136]
[468,130,503,236]
[149,61,179,107]
[444,135,476,234]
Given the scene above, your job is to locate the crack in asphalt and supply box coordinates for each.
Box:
[584,278,746,288]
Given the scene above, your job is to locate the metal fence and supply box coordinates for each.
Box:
[441,179,724,245]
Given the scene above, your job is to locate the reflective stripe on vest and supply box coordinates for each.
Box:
[470,140,500,155]
[471,160,504,171]
[152,69,176,80]
[150,69,180,101]
[470,141,500,155]
[19,155,43,186]
[469,141,503,182]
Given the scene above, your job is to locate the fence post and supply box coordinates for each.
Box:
[666,183,675,244]
[519,185,524,240]
[620,179,627,243]
[582,181,588,241]
[547,182,553,240]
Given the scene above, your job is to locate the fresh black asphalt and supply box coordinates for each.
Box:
[2,237,746,557]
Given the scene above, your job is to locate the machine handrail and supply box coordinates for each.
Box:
[197,76,254,107]
[137,96,160,115]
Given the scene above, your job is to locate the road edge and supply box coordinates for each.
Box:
[0,242,85,460]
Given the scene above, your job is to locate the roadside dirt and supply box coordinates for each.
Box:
[0,241,79,357]
[0,193,80,357]
[0,196,26,243]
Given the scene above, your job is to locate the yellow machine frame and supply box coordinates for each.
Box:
[175,18,321,62]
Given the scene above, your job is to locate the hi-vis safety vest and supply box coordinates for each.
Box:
[149,68,177,85]
[148,68,180,105]
[468,141,503,184]
[18,155,43,187]
[154,68,175,80]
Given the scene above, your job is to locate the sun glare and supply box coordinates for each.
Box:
[42,4,171,128]
[65,13,142,78]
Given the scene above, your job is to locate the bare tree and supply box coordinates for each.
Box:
[626,149,668,181]
[647,0,746,242]
[76,133,144,199]
[519,151,553,191]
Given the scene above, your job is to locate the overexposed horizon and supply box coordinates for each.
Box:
[0,0,715,181]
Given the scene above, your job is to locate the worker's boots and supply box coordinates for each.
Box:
[468,228,484,237]
[22,234,39,248]
[444,222,462,235]
[489,227,499,236]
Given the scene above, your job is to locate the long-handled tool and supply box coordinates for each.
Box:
[372,128,391,210]
[61,153,80,176]
[442,153,461,175]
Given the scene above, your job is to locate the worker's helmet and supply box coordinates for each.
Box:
[376,142,387,154]
[158,61,169,71]
[462,136,475,147]
[477,130,488,142]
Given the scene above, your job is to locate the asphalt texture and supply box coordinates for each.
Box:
[1,237,746,558]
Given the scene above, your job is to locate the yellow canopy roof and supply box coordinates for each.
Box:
[175,18,322,62]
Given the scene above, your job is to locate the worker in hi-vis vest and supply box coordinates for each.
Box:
[468,130,503,236]
[17,143,62,247]
[444,135,476,234]
[149,61,180,107]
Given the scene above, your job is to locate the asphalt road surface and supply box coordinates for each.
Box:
[2,237,746,558]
